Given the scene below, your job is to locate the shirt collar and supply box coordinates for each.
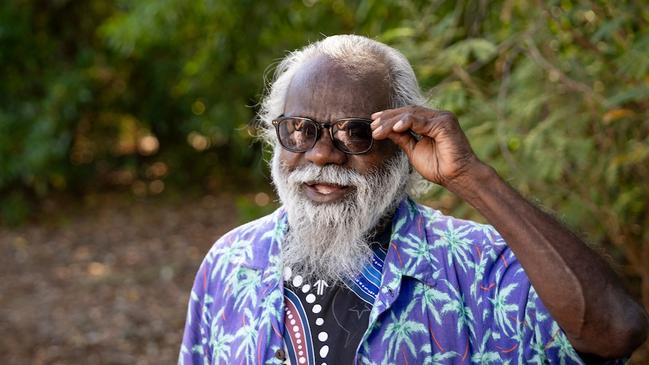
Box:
[240,196,441,289]
[382,197,442,289]
[239,208,287,270]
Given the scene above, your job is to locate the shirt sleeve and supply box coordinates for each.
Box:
[178,258,212,365]
[488,242,628,365]
[523,285,627,365]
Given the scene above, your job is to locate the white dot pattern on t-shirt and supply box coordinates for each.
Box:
[319,345,329,358]
[283,266,292,280]
[317,331,328,342]
[284,272,354,365]
[292,275,303,287]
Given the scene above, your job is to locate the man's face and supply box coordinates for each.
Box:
[279,56,400,203]
[271,56,410,282]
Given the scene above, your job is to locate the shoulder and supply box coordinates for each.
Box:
[412,202,532,308]
[198,207,286,278]
[405,200,522,287]
[410,200,506,252]
[208,209,279,252]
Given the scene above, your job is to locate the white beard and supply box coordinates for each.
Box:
[271,149,410,283]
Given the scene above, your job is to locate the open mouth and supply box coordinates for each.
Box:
[303,181,352,203]
[307,182,346,194]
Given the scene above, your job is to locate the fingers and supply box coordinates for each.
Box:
[371,106,458,141]
[370,115,413,139]
[370,107,415,139]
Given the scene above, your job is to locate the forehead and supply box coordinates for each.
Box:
[284,56,391,119]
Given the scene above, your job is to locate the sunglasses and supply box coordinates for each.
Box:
[272,115,374,155]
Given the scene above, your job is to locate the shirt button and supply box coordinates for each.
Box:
[275,349,287,361]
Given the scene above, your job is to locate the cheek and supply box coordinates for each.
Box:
[379,140,400,158]
[278,149,302,172]
[350,140,400,174]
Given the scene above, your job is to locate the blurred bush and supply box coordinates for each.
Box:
[0,0,410,221]
[1,0,648,308]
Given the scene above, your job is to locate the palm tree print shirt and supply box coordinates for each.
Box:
[178,197,625,365]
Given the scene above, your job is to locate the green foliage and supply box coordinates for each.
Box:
[0,0,415,224]
[0,191,30,226]
[235,193,279,224]
[393,2,649,295]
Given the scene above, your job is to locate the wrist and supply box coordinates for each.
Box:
[444,159,499,202]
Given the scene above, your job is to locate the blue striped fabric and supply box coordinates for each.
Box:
[343,243,388,304]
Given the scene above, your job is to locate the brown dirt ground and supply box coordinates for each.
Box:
[1,193,647,364]
[0,193,238,365]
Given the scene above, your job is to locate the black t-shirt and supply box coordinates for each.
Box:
[281,227,390,365]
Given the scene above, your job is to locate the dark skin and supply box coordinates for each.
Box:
[280,56,649,358]
[279,57,399,203]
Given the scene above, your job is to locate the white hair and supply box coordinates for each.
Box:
[258,34,431,196]
[258,35,424,141]
[272,148,410,282]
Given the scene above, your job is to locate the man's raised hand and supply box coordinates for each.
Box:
[371,106,482,188]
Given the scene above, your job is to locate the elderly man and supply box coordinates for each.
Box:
[179,35,647,364]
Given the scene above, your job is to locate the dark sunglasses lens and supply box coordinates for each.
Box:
[277,118,317,152]
[333,120,373,153]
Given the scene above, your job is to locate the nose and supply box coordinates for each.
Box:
[304,129,347,166]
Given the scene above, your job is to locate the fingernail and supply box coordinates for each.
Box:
[371,118,380,127]
[372,126,383,136]
[371,111,383,119]
[393,120,404,130]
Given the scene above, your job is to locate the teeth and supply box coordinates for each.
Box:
[314,184,337,194]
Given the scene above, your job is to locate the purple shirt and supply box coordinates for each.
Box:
[179,198,623,364]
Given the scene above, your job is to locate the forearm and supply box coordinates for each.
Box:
[447,161,648,357]
[372,103,648,355]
